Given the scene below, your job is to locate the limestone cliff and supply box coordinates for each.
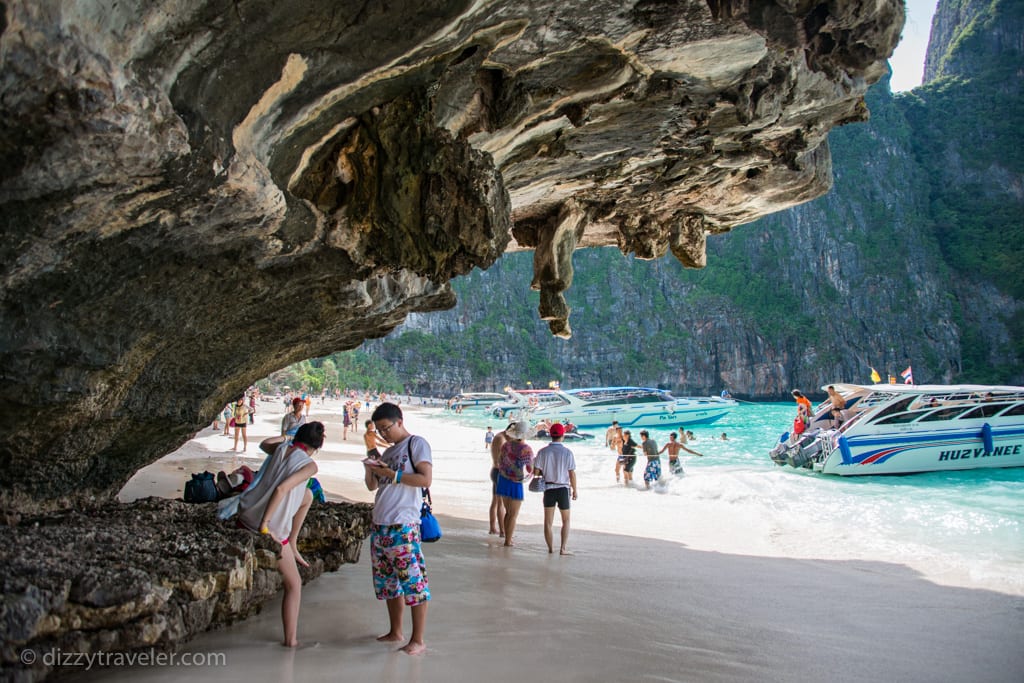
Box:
[0,0,902,509]
[367,0,1024,396]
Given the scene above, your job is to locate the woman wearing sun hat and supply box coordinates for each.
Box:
[495,421,534,547]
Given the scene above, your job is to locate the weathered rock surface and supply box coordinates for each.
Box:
[0,497,372,681]
[0,0,902,510]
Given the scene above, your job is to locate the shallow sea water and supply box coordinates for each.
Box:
[399,401,1024,595]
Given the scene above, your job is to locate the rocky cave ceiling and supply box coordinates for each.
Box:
[0,0,902,511]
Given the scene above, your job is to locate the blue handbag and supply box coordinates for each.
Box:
[419,488,442,542]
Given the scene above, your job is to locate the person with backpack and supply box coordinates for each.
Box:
[363,402,433,656]
[236,421,324,648]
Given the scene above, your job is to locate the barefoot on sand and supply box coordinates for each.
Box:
[377,632,403,643]
[400,641,426,655]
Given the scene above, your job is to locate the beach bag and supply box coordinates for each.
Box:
[307,477,326,503]
[528,475,546,493]
[419,488,442,542]
[184,471,218,503]
[793,417,806,435]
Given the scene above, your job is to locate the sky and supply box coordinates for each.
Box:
[888,0,939,92]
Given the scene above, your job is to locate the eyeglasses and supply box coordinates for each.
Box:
[378,422,398,435]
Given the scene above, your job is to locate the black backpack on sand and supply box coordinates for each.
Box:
[183,471,218,503]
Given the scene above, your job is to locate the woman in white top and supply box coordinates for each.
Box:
[237,421,323,647]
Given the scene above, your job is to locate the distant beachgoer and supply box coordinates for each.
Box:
[248,393,257,424]
[532,423,577,555]
[685,430,695,441]
[610,424,625,482]
[721,389,732,399]
[232,397,249,451]
[343,402,353,440]
[364,419,390,458]
[489,425,512,536]
[496,421,534,547]
[605,421,619,449]
[221,403,233,436]
[259,397,307,454]
[826,385,846,429]
[620,430,638,487]
[484,426,494,450]
[282,397,306,438]
[363,402,433,656]
[659,432,704,474]
[720,433,728,440]
[236,421,324,647]
[640,430,660,489]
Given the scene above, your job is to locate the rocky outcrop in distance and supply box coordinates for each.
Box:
[0,498,372,682]
[0,0,902,510]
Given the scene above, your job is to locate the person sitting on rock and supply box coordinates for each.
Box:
[236,421,324,647]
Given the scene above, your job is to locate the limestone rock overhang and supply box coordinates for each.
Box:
[0,0,903,511]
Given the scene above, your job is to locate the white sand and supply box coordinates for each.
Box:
[101,401,1023,682]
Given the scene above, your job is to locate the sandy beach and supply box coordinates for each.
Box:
[103,400,1023,682]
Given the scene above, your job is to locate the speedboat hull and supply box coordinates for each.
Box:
[533,396,734,430]
[818,425,1024,475]
[769,383,1024,476]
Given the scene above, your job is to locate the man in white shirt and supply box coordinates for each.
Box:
[364,403,433,655]
[532,423,578,555]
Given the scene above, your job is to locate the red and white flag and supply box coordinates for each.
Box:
[900,366,914,384]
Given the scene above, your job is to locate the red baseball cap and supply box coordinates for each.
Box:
[549,423,566,438]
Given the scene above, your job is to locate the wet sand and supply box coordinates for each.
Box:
[102,401,1023,682]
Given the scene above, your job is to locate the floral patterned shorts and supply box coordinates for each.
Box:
[371,524,431,605]
[644,458,662,483]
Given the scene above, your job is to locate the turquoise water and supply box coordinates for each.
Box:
[433,401,1024,592]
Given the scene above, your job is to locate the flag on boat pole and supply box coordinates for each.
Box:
[901,366,914,384]
[870,367,882,383]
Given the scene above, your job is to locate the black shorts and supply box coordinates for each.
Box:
[543,487,571,510]
[623,456,637,473]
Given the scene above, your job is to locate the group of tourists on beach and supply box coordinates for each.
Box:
[221,400,433,656]
[486,421,579,555]
[604,421,704,488]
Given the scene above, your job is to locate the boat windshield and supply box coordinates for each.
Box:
[958,403,1015,419]
[585,393,669,406]
[865,395,916,424]
[917,406,977,422]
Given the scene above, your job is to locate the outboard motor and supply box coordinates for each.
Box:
[769,432,791,465]
[786,435,822,469]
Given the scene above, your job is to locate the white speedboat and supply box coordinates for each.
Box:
[488,389,561,420]
[769,384,1024,475]
[447,392,507,410]
[523,386,736,430]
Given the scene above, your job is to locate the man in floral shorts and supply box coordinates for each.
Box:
[363,402,433,655]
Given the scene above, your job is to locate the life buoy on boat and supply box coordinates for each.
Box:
[838,436,852,465]
[981,422,994,454]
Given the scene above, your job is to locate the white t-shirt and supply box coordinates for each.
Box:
[372,435,433,526]
[532,442,575,489]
